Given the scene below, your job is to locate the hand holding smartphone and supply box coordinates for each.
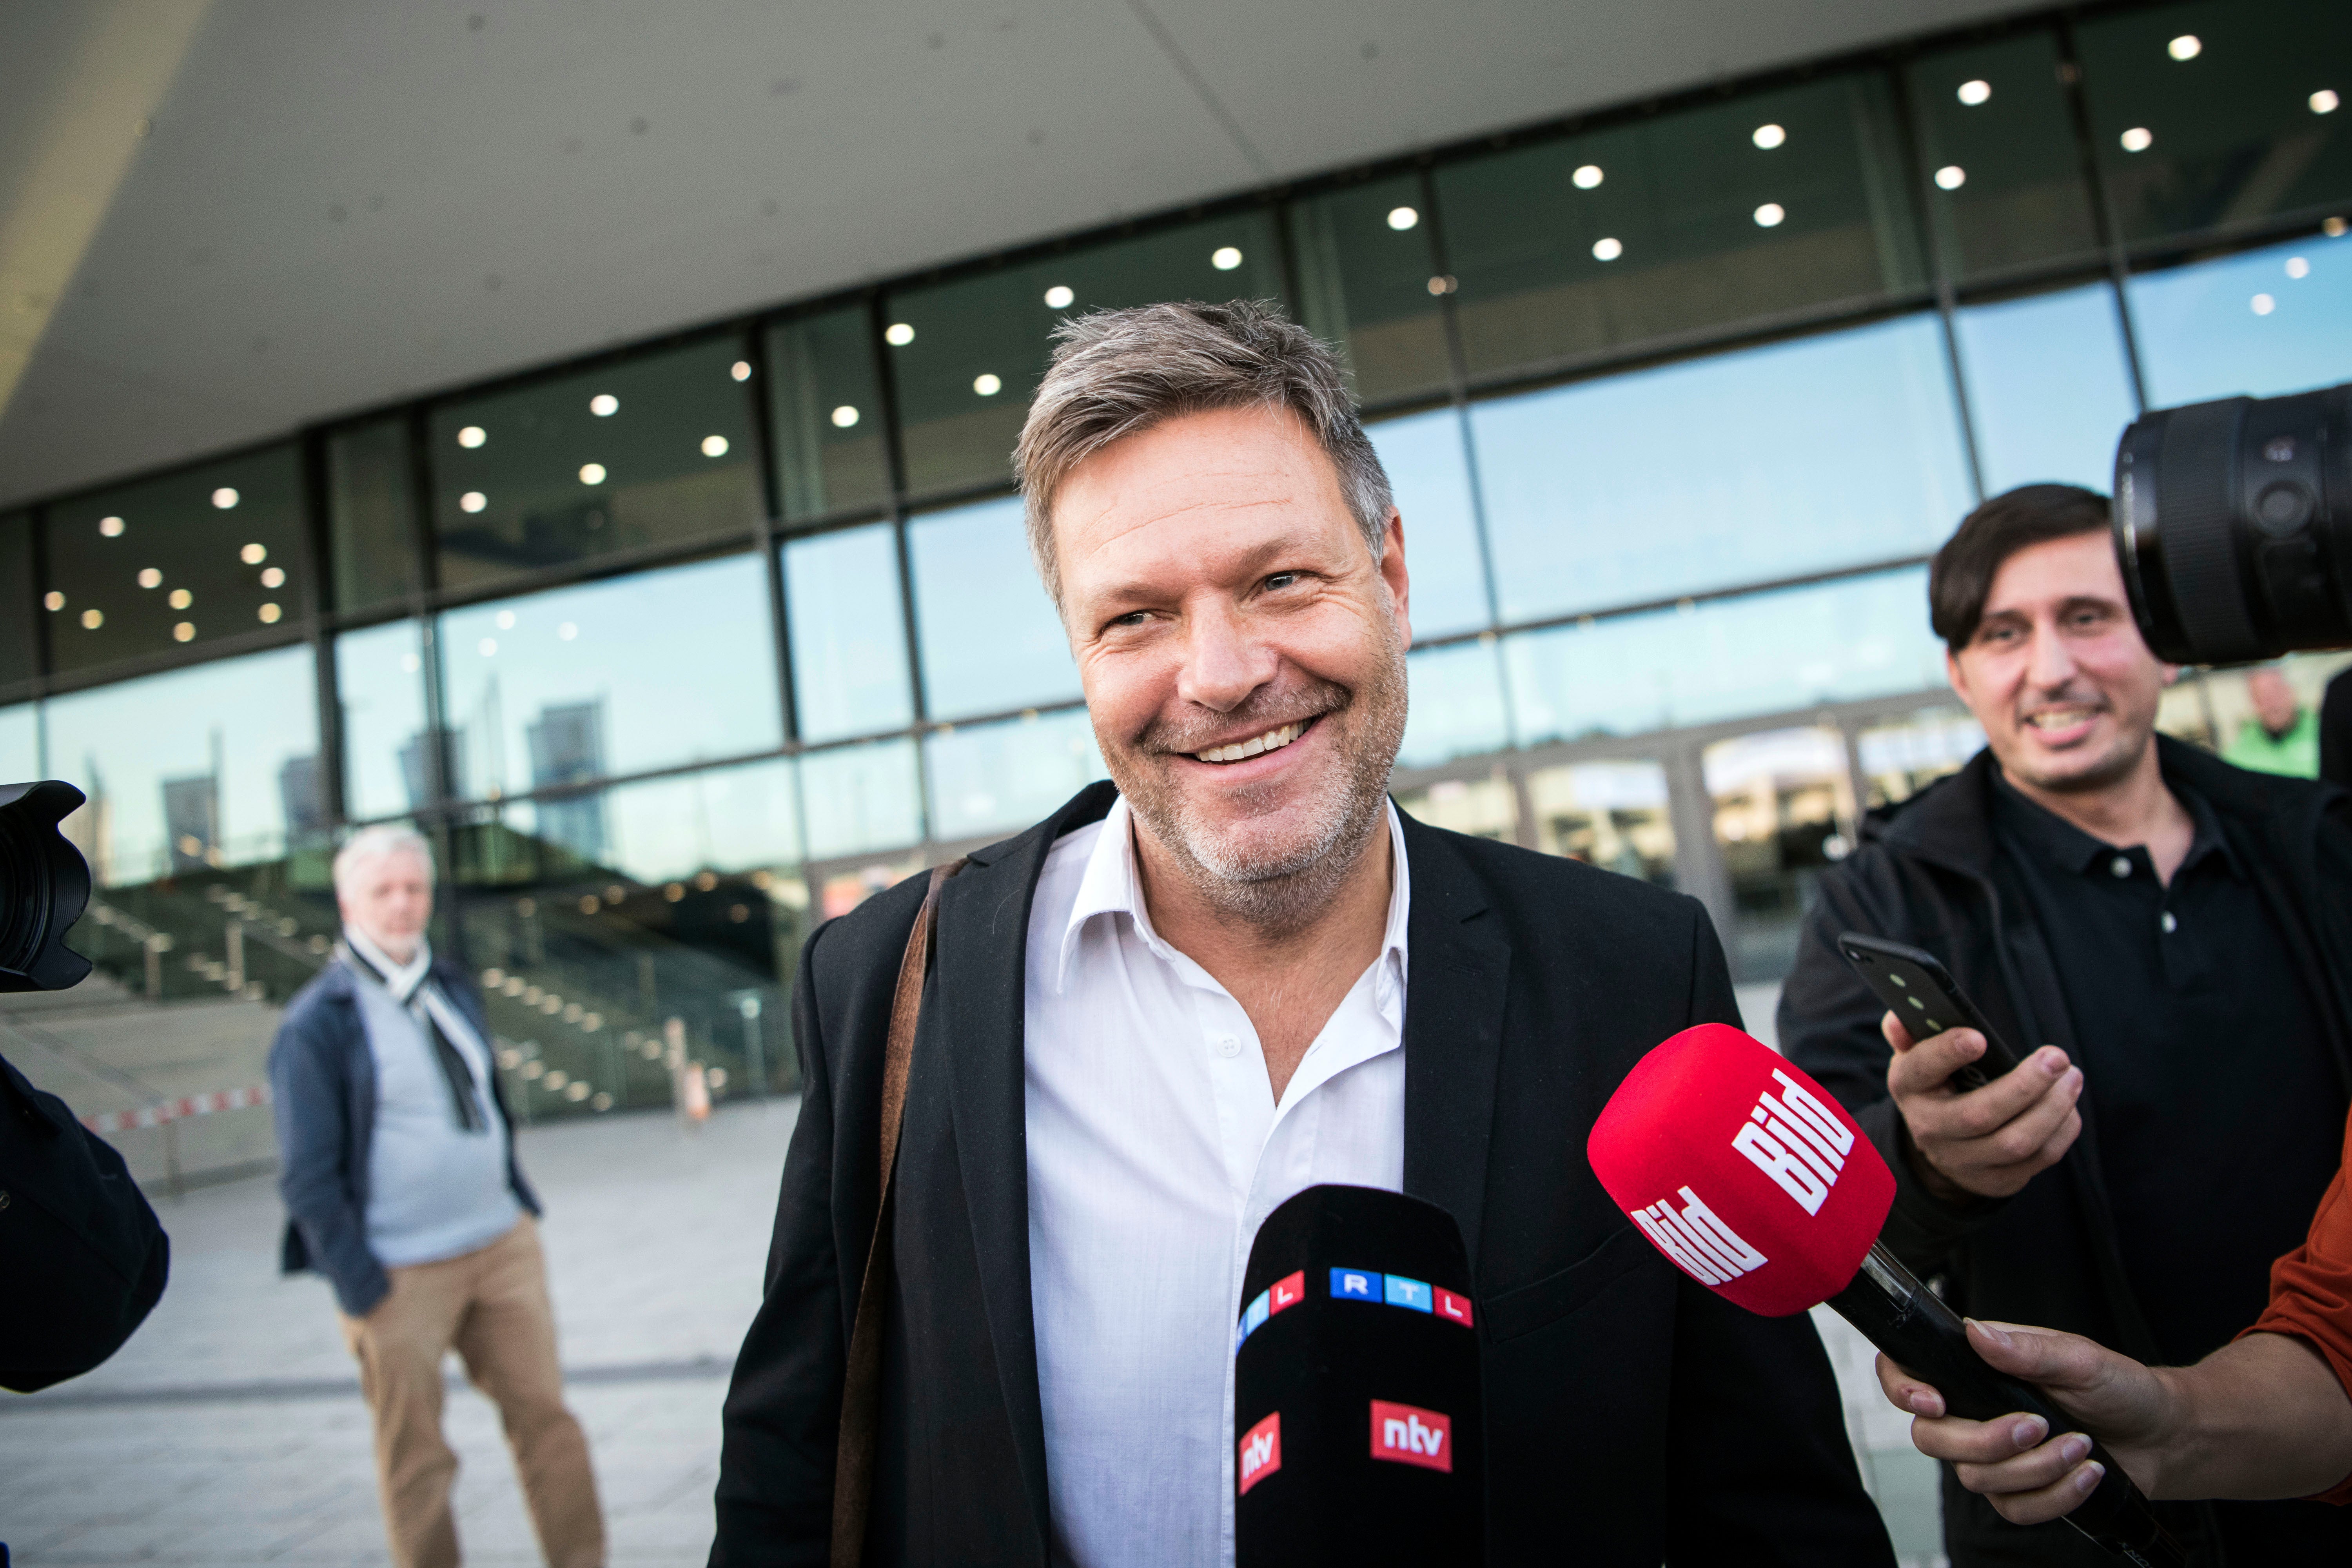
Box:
[1835,933,2024,1092]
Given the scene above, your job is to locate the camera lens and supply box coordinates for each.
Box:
[0,779,95,994]
[2114,381,2351,664]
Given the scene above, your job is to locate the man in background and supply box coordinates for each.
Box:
[1780,484,2352,1564]
[271,826,603,1568]
[2223,664,2321,778]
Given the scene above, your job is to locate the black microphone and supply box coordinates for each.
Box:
[1233,1184,1482,1566]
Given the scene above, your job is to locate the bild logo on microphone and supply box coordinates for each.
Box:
[1370,1400,1452,1472]
[1731,1068,1856,1216]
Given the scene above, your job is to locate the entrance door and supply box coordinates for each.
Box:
[1702,726,1856,983]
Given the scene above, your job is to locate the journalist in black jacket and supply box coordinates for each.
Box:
[711,783,1892,1566]
[1783,739,2352,1564]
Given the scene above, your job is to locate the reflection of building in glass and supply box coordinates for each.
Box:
[279,754,328,837]
[527,701,608,861]
[162,773,219,873]
[398,728,465,810]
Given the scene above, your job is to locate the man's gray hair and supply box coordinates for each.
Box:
[333,824,436,895]
[1013,299,1394,614]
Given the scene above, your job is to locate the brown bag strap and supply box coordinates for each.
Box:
[831,857,964,1566]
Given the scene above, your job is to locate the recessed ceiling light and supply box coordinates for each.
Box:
[479,637,498,657]
[1572,163,1603,189]
[258,603,282,624]
[1753,202,1786,227]
[701,434,730,457]
[173,621,195,642]
[2120,126,2154,152]
[559,622,578,641]
[1044,284,1075,308]
[80,608,103,629]
[457,425,487,448]
[212,487,239,509]
[590,394,619,416]
[137,568,162,588]
[401,653,420,672]
[240,542,267,564]
[2252,292,2277,315]
[973,373,1003,396]
[1935,165,1967,190]
[260,565,285,588]
[1752,123,1786,149]
[43,591,63,610]
[579,462,607,484]
[731,360,753,381]
[169,588,192,609]
[1957,79,1992,106]
[831,405,860,428]
[1386,206,1419,231]
[460,490,487,513]
[2314,90,2341,115]
[1592,236,1623,261]
[1210,246,1243,270]
[496,610,516,630]
[885,322,915,346]
[2167,34,2200,61]
[2327,217,2348,237]
[2287,256,2311,279]
[99,515,125,537]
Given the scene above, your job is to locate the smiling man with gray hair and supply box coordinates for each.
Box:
[270,825,603,1568]
[711,300,1887,1566]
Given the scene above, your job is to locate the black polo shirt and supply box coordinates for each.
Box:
[1991,769,2346,1366]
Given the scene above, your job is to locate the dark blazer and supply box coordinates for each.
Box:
[268,956,540,1317]
[1781,739,2352,1565]
[712,783,1892,1566]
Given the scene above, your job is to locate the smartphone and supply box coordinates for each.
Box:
[1835,933,2024,1092]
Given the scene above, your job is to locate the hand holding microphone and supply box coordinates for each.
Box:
[1588,1023,2185,1568]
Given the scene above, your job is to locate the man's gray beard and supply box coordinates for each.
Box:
[1108,626,1409,938]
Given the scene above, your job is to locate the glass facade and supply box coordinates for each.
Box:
[5,0,2347,1114]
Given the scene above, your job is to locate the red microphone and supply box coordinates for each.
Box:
[1589,1024,2183,1568]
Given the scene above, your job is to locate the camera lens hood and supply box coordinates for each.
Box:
[0,779,95,994]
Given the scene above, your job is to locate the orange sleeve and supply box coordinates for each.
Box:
[2239,1102,2352,1504]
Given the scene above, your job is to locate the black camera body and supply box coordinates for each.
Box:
[0,779,95,994]
[2116,381,2352,666]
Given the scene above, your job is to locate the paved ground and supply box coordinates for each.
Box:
[3,984,1944,1567]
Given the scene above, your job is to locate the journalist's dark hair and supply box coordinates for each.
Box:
[1927,483,2112,655]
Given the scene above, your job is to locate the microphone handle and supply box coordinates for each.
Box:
[1827,1242,2187,1568]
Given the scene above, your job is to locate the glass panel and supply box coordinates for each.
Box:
[817,855,929,921]
[1472,316,1973,623]
[336,619,435,820]
[450,757,813,1117]
[2129,235,2352,406]
[1704,726,1858,984]
[42,645,321,886]
[1439,74,1923,379]
[886,213,1286,497]
[1290,174,1452,406]
[0,511,33,688]
[430,336,761,591]
[1526,759,1677,886]
[924,708,1103,843]
[907,497,1078,722]
[1392,774,1517,842]
[1505,568,1947,745]
[43,445,306,675]
[1370,410,1490,642]
[768,305,891,523]
[1397,641,1512,769]
[1858,706,1985,808]
[1907,32,2101,279]
[327,418,422,611]
[2181,650,2352,771]
[0,702,36,782]
[437,552,780,804]
[1955,283,2140,494]
[2078,0,2352,246]
[783,522,915,742]
[800,738,924,861]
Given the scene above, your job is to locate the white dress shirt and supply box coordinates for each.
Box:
[1022,795,1410,1568]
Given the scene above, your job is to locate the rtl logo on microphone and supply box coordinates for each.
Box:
[1370,1400,1452,1472]
[1731,1068,1857,1216]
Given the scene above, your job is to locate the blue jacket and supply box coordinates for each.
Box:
[269,956,541,1316]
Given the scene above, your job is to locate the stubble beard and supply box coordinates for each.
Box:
[1108,618,1410,940]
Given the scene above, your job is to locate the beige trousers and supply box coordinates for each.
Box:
[339,1218,605,1568]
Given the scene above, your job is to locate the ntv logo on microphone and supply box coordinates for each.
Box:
[1732,1068,1856,1216]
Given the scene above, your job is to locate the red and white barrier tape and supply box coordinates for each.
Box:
[82,1083,272,1134]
